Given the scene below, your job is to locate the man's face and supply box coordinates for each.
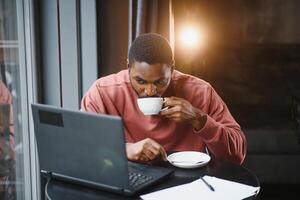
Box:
[129,61,173,97]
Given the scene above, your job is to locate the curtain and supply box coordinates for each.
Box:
[128,0,174,52]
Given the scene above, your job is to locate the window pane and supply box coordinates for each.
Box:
[1,0,26,199]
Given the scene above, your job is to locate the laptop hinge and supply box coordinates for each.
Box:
[41,170,52,178]
[50,172,125,194]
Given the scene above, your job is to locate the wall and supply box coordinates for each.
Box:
[173,0,300,107]
[173,2,300,183]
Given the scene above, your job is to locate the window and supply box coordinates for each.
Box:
[1,0,37,199]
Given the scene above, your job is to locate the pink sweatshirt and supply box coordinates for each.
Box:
[81,69,246,164]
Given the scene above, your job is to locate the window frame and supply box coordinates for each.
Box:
[16,0,39,199]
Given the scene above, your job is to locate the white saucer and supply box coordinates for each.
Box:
[167,151,211,169]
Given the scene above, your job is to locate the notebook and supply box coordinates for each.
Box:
[31,103,174,196]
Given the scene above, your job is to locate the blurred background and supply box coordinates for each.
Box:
[1,0,300,199]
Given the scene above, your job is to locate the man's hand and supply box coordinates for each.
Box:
[126,138,167,163]
[160,96,207,130]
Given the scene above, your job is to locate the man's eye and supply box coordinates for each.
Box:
[154,79,166,86]
[136,79,146,84]
[154,81,162,85]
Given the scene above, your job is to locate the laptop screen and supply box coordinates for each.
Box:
[31,103,130,190]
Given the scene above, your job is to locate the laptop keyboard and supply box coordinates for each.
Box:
[129,172,153,188]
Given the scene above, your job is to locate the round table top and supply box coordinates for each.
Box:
[45,158,260,200]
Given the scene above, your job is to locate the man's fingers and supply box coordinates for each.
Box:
[146,142,164,159]
[127,140,167,162]
[161,109,184,119]
[160,105,180,116]
[143,148,157,160]
[145,139,167,161]
[160,149,168,161]
[150,141,167,161]
[156,145,167,161]
[139,154,149,162]
[163,98,182,108]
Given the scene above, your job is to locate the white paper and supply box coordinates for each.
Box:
[140,175,260,200]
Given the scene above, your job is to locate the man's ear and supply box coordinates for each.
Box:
[171,60,175,72]
[126,59,130,69]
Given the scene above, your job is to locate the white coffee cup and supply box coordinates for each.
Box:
[137,97,164,115]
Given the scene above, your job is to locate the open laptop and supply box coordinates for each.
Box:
[31,103,174,196]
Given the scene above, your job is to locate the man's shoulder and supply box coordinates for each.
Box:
[172,70,212,89]
[171,70,216,101]
[95,69,130,88]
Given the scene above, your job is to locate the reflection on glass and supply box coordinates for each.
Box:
[1,0,25,199]
[0,80,15,200]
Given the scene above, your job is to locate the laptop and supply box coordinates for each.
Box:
[31,103,174,196]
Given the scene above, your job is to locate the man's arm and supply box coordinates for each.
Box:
[80,82,107,113]
[199,88,246,164]
[81,82,166,163]
[160,88,246,165]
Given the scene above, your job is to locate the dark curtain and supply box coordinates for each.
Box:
[97,0,129,76]
[128,0,174,51]
[97,0,174,76]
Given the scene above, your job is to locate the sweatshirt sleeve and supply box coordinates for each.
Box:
[80,82,107,114]
[194,87,247,165]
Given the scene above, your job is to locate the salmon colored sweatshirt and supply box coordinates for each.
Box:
[81,69,246,164]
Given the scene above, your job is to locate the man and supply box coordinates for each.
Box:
[81,33,246,165]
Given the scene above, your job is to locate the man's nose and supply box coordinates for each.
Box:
[144,84,157,96]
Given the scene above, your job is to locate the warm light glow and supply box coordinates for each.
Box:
[180,26,204,49]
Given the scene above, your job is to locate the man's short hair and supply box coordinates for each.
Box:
[128,33,173,65]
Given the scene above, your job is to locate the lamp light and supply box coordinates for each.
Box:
[180,26,204,49]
